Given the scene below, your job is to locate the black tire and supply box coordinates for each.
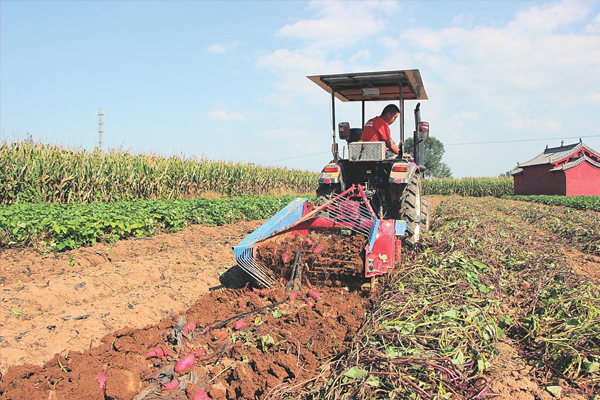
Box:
[315,183,340,207]
[399,175,424,247]
[421,195,430,232]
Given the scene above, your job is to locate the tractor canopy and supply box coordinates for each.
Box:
[307,69,428,102]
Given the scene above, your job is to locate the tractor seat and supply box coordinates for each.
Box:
[348,128,362,143]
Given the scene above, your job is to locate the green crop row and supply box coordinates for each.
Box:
[0,140,319,205]
[309,196,599,399]
[317,256,504,399]
[0,195,314,252]
[505,195,600,212]
[423,177,513,197]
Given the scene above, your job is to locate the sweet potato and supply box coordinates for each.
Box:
[183,321,196,335]
[308,289,322,301]
[175,354,196,373]
[97,368,107,390]
[145,346,173,359]
[194,348,206,357]
[191,386,212,400]
[234,319,246,330]
[145,351,158,359]
[283,249,290,263]
[162,379,179,391]
[200,325,211,335]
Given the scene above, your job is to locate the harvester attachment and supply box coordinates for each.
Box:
[233,185,407,288]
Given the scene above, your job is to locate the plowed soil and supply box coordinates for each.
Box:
[0,220,368,400]
[1,221,263,373]
[1,196,598,400]
[256,231,367,284]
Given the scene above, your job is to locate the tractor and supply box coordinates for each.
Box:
[233,70,430,288]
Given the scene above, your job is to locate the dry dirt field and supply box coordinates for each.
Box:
[1,220,265,375]
[1,196,598,399]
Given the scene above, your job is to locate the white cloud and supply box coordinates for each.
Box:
[256,1,406,112]
[547,120,563,132]
[588,92,600,102]
[506,112,562,133]
[206,109,245,121]
[400,0,600,112]
[378,36,400,49]
[276,1,395,48]
[207,43,227,53]
[256,48,328,73]
[255,48,348,106]
[207,42,238,54]
[585,12,600,33]
[451,13,478,28]
[509,0,591,33]
[350,50,369,63]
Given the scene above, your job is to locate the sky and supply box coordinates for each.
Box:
[2,0,600,178]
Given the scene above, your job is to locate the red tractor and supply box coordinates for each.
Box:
[310,69,430,246]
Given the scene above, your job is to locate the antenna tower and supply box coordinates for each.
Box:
[96,108,106,149]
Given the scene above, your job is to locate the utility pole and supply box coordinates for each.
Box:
[96,108,105,150]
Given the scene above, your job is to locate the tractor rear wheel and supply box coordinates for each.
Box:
[399,175,424,247]
[315,183,341,206]
[421,195,430,232]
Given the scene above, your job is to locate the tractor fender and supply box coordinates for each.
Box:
[318,163,342,185]
[388,161,419,185]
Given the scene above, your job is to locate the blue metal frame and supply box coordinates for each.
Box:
[233,198,308,287]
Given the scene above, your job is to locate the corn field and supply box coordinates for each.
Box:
[0,141,319,205]
[2,140,517,206]
[423,176,513,197]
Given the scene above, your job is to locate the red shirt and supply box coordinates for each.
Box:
[360,116,391,142]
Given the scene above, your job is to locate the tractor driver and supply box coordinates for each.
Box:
[360,104,401,155]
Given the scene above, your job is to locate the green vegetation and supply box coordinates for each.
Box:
[305,196,599,398]
[505,194,600,212]
[423,176,513,197]
[0,195,313,252]
[319,255,502,398]
[0,140,318,205]
[499,198,600,256]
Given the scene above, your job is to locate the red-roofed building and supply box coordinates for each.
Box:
[511,141,600,196]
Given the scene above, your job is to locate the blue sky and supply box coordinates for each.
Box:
[2,0,599,178]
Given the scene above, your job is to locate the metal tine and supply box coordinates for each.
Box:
[235,246,275,287]
[246,260,274,286]
[331,206,374,224]
[285,249,303,294]
[319,197,377,237]
[331,198,376,220]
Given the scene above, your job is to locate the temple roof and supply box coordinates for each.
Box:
[517,141,600,168]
